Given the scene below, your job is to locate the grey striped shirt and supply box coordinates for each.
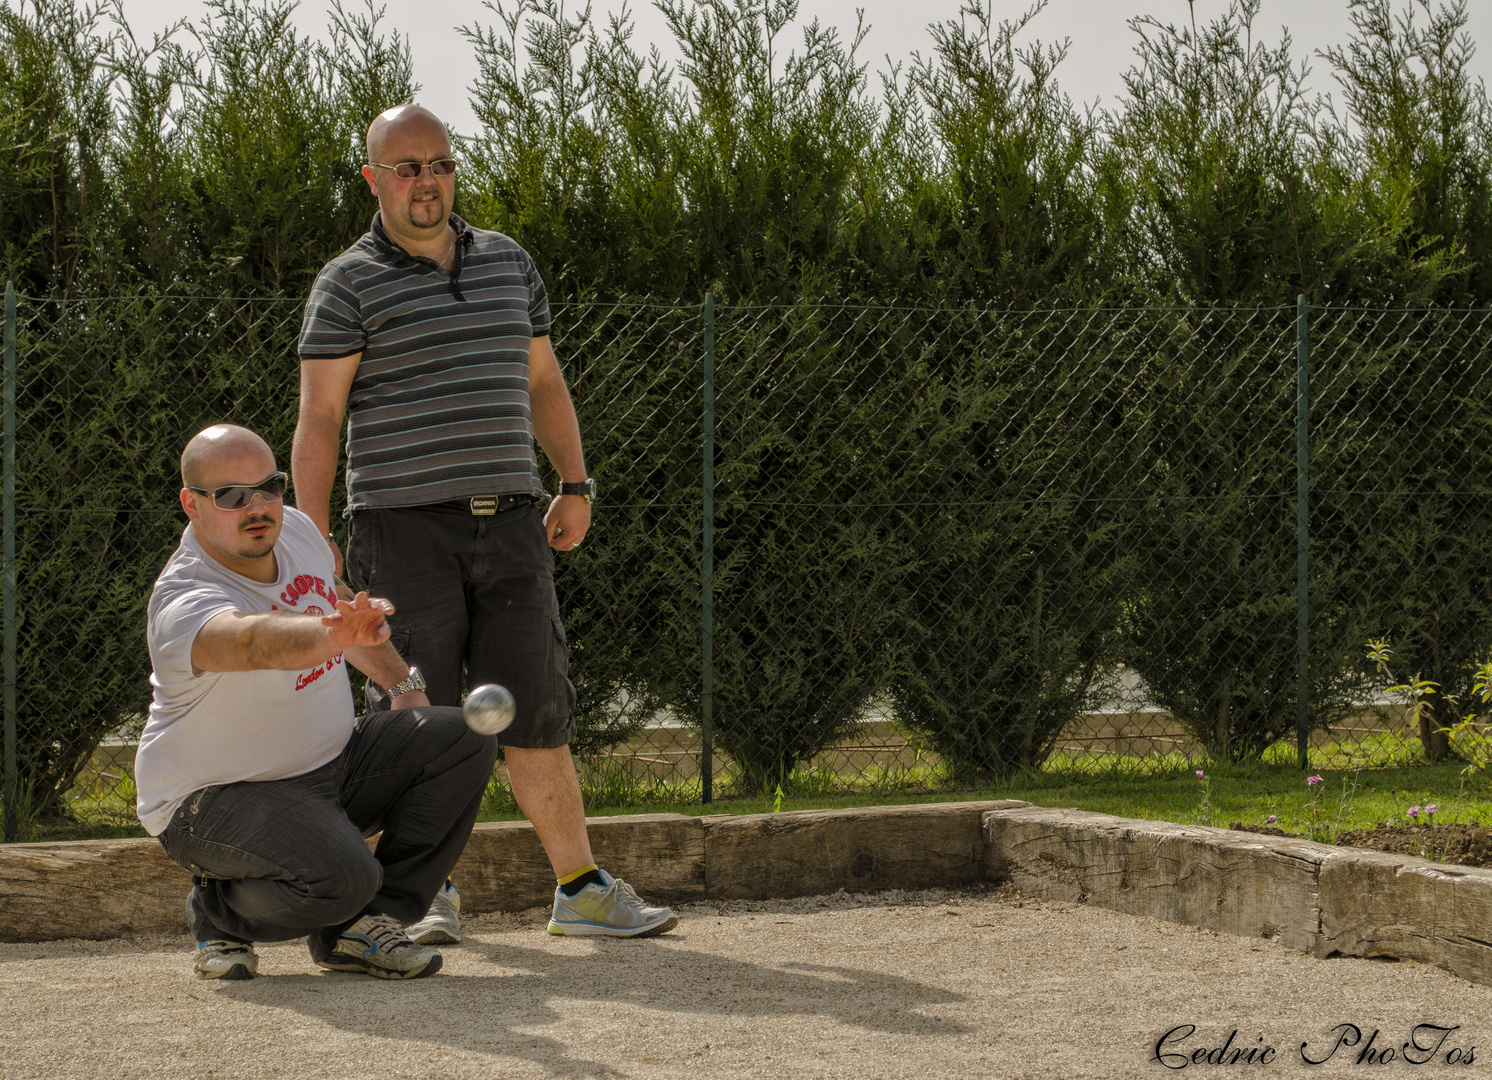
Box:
[298,212,551,511]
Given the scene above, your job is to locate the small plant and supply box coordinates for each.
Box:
[6,779,40,843]
[1306,774,1324,813]
[1368,640,1492,772]
[1333,768,1362,839]
[1195,769,1212,821]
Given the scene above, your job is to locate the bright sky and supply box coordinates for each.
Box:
[113,0,1492,135]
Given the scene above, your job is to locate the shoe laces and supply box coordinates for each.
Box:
[605,876,645,907]
[355,913,416,952]
[200,939,251,954]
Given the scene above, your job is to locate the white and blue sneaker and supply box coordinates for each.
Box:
[312,913,442,980]
[408,880,461,945]
[195,939,257,980]
[548,869,678,937]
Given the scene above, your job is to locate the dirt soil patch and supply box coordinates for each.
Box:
[1335,823,1492,868]
[1230,821,1492,869]
[5,883,1492,1079]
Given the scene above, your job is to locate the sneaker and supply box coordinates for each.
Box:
[407,880,461,945]
[548,869,679,937]
[195,939,258,980]
[311,913,443,980]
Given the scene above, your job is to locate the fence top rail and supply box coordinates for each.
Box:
[8,291,1492,317]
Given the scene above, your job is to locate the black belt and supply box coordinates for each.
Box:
[432,493,540,516]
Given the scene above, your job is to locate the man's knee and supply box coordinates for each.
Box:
[398,705,501,777]
[301,844,384,927]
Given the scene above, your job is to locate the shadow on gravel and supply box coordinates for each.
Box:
[207,936,970,1070]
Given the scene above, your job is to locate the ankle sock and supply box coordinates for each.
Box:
[558,864,604,897]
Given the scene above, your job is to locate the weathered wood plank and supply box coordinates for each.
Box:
[703,801,1030,901]
[1318,848,1492,982]
[0,838,189,941]
[451,813,706,913]
[983,807,1327,954]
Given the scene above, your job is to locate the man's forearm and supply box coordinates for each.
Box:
[195,611,346,673]
[344,640,411,688]
[291,413,342,536]
[530,376,587,482]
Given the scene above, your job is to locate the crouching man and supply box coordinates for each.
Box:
[135,424,497,980]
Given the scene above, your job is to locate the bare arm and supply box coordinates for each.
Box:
[530,335,592,550]
[191,591,391,674]
[292,354,361,573]
[529,335,587,482]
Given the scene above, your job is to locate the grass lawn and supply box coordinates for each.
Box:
[26,753,1492,853]
[476,757,1492,848]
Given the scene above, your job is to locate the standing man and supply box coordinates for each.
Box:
[292,103,676,939]
[138,424,497,980]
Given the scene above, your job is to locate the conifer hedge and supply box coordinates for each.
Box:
[4,0,1492,812]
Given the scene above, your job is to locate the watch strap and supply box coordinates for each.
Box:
[386,666,426,698]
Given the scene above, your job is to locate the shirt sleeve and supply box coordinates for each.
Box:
[525,249,551,338]
[148,581,239,687]
[299,264,366,359]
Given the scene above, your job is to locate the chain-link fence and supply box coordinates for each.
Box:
[4,290,1491,840]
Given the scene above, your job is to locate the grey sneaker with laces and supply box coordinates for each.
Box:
[407,880,461,945]
[548,868,678,937]
[195,939,258,980]
[310,913,443,980]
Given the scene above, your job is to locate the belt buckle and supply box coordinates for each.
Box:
[469,496,498,516]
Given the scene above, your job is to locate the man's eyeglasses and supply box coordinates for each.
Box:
[187,472,287,511]
[368,158,457,179]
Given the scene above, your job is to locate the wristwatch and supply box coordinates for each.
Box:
[384,666,426,698]
[559,478,596,506]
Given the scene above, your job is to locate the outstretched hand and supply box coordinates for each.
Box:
[321,591,394,649]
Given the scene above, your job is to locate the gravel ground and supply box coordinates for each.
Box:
[2,883,1488,1079]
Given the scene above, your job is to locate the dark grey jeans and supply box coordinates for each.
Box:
[158,706,497,943]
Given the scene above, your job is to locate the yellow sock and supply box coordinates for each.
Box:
[557,863,599,887]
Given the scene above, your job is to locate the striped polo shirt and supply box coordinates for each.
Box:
[298,212,551,511]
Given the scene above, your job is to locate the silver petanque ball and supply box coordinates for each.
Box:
[463,683,516,735]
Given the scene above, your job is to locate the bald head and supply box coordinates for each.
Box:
[366,104,448,164]
[181,424,274,489]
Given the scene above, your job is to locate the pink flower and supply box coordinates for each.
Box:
[1196,770,1205,779]
[1266,815,1277,824]
[1427,804,1439,816]
[1408,806,1421,819]
[1306,775,1324,786]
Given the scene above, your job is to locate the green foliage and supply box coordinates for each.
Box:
[1314,310,1492,761]
[1322,0,1492,304]
[1369,639,1492,770]
[548,302,703,760]
[659,304,913,790]
[0,0,114,295]
[890,310,1129,780]
[12,295,305,817]
[6,0,1492,824]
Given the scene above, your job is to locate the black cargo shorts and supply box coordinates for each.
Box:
[346,501,577,749]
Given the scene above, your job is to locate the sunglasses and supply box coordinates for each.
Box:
[187,472,287,511]
[368,158,457,179]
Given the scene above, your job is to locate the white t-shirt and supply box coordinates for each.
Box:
[135,507,356,835]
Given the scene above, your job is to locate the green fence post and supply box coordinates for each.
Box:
[701,294,715,804]
[1296,295,1310,772]
[3,283,15,841]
